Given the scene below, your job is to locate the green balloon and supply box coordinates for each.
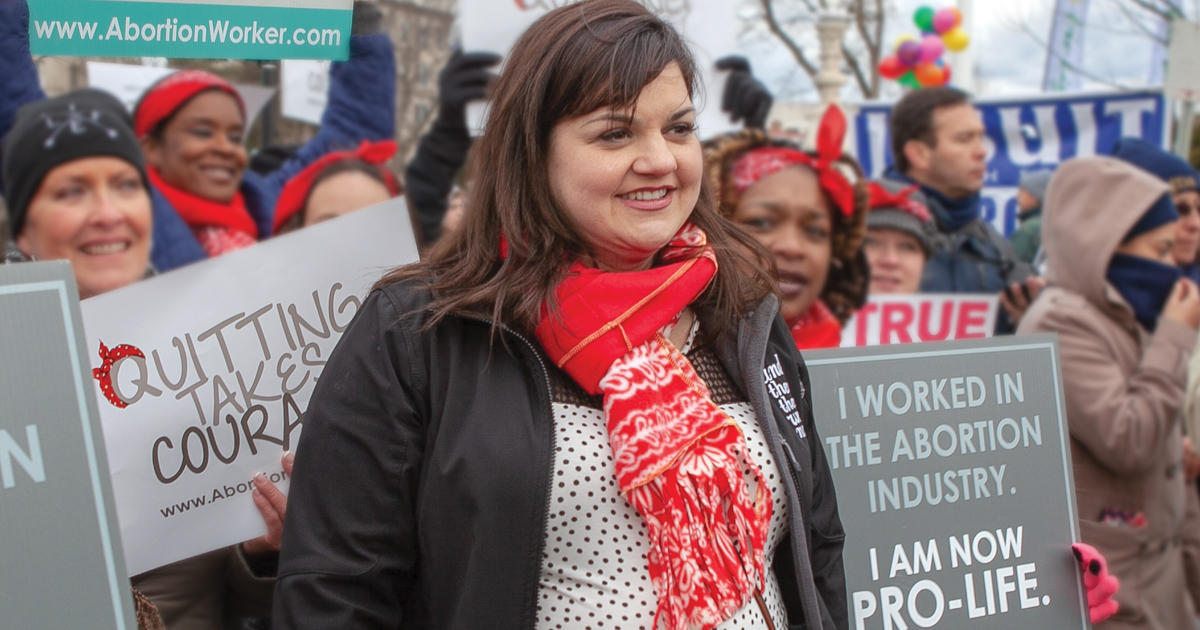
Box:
[898,71,920,88]
[914,6,935,32]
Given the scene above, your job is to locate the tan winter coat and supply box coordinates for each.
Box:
[1018,156,1200,630]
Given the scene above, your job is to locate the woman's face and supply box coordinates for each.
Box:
[1115,220,1179,264]
[1172,190,1200,266]
[304,171,393,226]
[16,157,152,299]
[142,90,247,203]
[864,227,926,294]
[547,62,701,272]
[730,166,832,323]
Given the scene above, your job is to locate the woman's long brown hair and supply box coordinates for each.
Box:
[377,0,776,338]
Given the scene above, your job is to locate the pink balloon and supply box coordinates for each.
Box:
[919,35,945,64]
[932,8,959,34]
[897,41,922,66]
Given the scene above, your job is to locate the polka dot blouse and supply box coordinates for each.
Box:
[536,328,790,630]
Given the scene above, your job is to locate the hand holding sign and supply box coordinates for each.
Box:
[242,450,294,555]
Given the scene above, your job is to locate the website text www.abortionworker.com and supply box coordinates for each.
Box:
[32,17,340,48]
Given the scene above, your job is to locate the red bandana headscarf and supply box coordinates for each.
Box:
[535,224,772,630]
[730,105,855,218]
[272,140,401,232]
[867,182,932,222]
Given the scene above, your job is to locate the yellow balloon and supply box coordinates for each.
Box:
[894,33,918,49]
[943,27,969,52]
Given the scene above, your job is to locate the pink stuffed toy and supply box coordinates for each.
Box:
[1073,543,1119,624]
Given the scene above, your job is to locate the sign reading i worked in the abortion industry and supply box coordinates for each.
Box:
[802,335,1088,630]
[80,199,418,576]
[28,0,353,60]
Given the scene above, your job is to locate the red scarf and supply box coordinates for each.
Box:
[790,300,841,350]
[148,168,258,257]
[535,224,771,630]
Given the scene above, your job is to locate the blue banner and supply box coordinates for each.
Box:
[854,90,1168,236]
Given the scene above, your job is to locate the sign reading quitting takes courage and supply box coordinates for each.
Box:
[28,0,353,60]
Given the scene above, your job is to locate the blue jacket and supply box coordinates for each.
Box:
[0,0,395,271]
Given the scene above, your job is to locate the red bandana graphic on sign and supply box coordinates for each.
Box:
[92,341,144,408]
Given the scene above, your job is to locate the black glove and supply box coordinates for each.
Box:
[716,56,773,130]
[351,1,382,36]
[434,50,502,133]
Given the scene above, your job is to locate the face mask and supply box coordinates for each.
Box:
[1106,253,1182,332]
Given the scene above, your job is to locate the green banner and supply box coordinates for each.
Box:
[28,0,352,60]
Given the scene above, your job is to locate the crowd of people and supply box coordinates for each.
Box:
[1,0,1197,627]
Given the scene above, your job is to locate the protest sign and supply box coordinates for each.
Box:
[0,262,136,629]
[804,335,1086,630]
[854,90,1168,236]
[28,0,353,60]
[86,61,175,111]
[80,198,418,576]
[459,0,739,137]
[280,59,330,125]
[842,294,999,347]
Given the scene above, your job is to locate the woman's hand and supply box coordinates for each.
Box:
[1163,278,1200,330]
[998,276,1047,325]
[1073,543,1119,624]
[242,451,295,556]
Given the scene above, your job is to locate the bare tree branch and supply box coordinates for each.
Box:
[1124,0,1175,19]
[760,0,819,77]
[1110,0,1170,43]
[1014,19,1134,91]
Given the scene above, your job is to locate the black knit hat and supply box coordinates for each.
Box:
[2,89,146,238]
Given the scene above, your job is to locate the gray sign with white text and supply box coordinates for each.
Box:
[803,335,1087,630]
[0,262,136,629]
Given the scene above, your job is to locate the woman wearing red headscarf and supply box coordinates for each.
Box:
[0,1,397,272]
[703,106,869,350]
[271,139,403,235]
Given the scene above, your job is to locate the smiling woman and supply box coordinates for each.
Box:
[2,89,151,299]
[274,1,848,629]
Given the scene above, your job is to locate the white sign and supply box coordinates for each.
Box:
[80,199,418,576]
[281,59,330,125]
[459,0,738,137]
[1166,20,1200,102]
[86,61,175,111]
[841,294,999,348]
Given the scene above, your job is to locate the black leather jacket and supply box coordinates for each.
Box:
[274,280,848,630]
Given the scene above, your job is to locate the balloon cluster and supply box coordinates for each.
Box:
[878,6,969,89]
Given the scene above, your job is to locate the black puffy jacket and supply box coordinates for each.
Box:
[274,279,848,630]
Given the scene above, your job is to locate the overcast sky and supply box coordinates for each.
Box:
[738,0,1181,102]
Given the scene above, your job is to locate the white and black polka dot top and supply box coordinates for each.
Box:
[536,326,790,630]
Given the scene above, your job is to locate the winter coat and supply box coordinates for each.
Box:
[273,280,849,630]
[1017,156,1200,630]
[131,546,274,630]
[883,168,1032,309]
[1009,206,1042,264]
[0,0,396,272]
